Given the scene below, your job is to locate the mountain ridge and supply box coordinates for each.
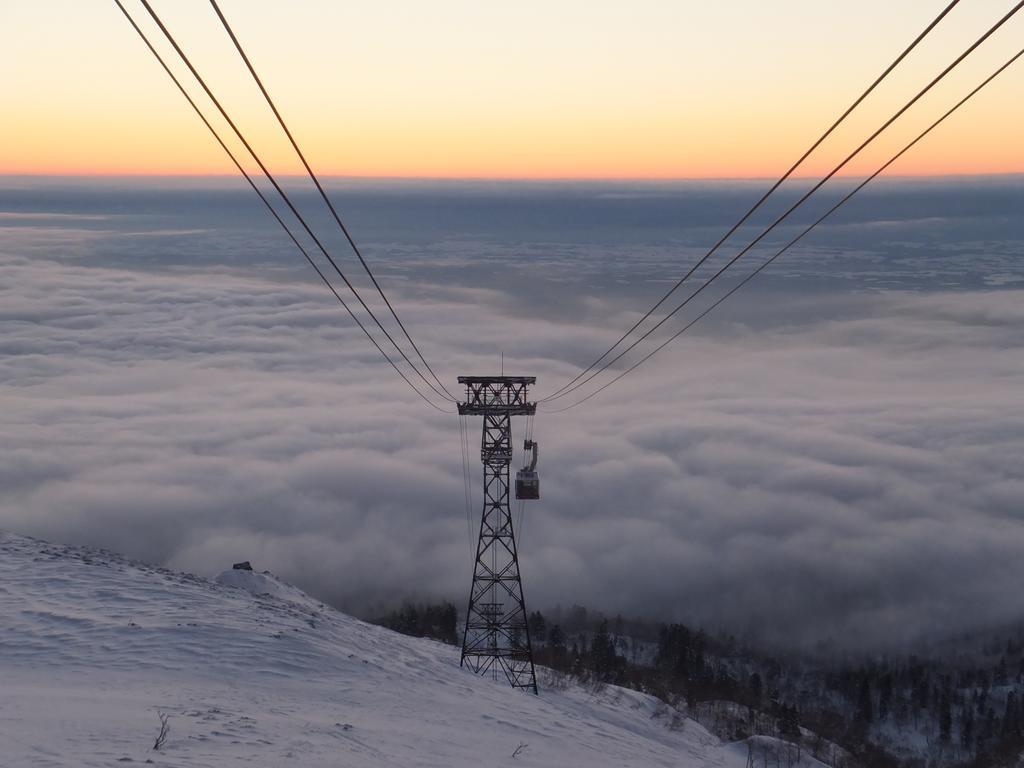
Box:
[0,530,793,767]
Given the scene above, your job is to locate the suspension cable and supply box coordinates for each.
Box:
[207,0,456,402]
[112,0,449,412]
[517,412,534,539]
[540,0,962,401]
[544,0,1023,404]
[134,0,453,405]
[545,45,1024,413]
[460,414,475,552]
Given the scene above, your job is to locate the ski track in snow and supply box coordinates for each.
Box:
[0,531,779,767]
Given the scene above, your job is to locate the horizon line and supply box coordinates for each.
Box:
[3,170,1023,183]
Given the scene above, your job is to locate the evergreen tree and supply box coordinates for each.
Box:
[613,614,624,648]
[981,706,996,748]
[878,673,893,721]
[569,642,583,678]
[961,708,974,751]
[749,672,763,705]
[546,623,567,669]
[939,691,952,744]
[913,669,930,711]
[528,610,546,641]
[376,601,458,644]
[855,676,874,726]
[995,657,1009,686]
[589,619,618,681]
[1002,690,1019,739]
[779,704,800,742]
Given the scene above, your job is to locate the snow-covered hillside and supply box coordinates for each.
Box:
[0,531,787,767]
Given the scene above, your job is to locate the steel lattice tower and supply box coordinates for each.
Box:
[457,376,538,694]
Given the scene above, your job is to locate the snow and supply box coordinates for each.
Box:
[0,531,757,767]
[214,566,320,607]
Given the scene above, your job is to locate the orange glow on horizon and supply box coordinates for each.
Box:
[3,0,1022,180]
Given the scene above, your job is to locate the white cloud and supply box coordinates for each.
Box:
[1,236,1023,652]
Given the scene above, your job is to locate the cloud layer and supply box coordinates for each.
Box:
[2,179,1023,652]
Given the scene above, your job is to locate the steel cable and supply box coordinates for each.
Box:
[207,0,456,402]
[459,414,475,552]
[545,45,1024,412]
[544,1,1023,404]
[134,0,454,406]
[112,0,449,412]
[541,0,962,401]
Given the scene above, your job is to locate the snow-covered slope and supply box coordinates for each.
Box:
[0,531,753,768]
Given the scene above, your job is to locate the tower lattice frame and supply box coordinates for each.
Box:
[457,375,538,694]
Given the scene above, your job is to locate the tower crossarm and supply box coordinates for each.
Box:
[457,376,537,416]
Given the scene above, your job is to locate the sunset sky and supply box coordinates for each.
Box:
[3,0,1023,178]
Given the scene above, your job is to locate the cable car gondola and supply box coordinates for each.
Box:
[515,439,539,500]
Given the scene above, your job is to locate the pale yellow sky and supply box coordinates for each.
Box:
[2,0,1022,178]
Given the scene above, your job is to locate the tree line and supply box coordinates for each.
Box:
[372,600,1024,768]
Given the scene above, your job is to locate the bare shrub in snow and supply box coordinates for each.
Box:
[152,711,170,751]
[537,667,571,691]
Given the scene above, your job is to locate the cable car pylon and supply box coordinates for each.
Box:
[457,375,539,693]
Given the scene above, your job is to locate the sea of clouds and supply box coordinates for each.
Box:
[1,176,1022,652]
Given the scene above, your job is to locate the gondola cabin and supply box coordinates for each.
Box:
[515,469,539,499]
[515,439,540,500]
